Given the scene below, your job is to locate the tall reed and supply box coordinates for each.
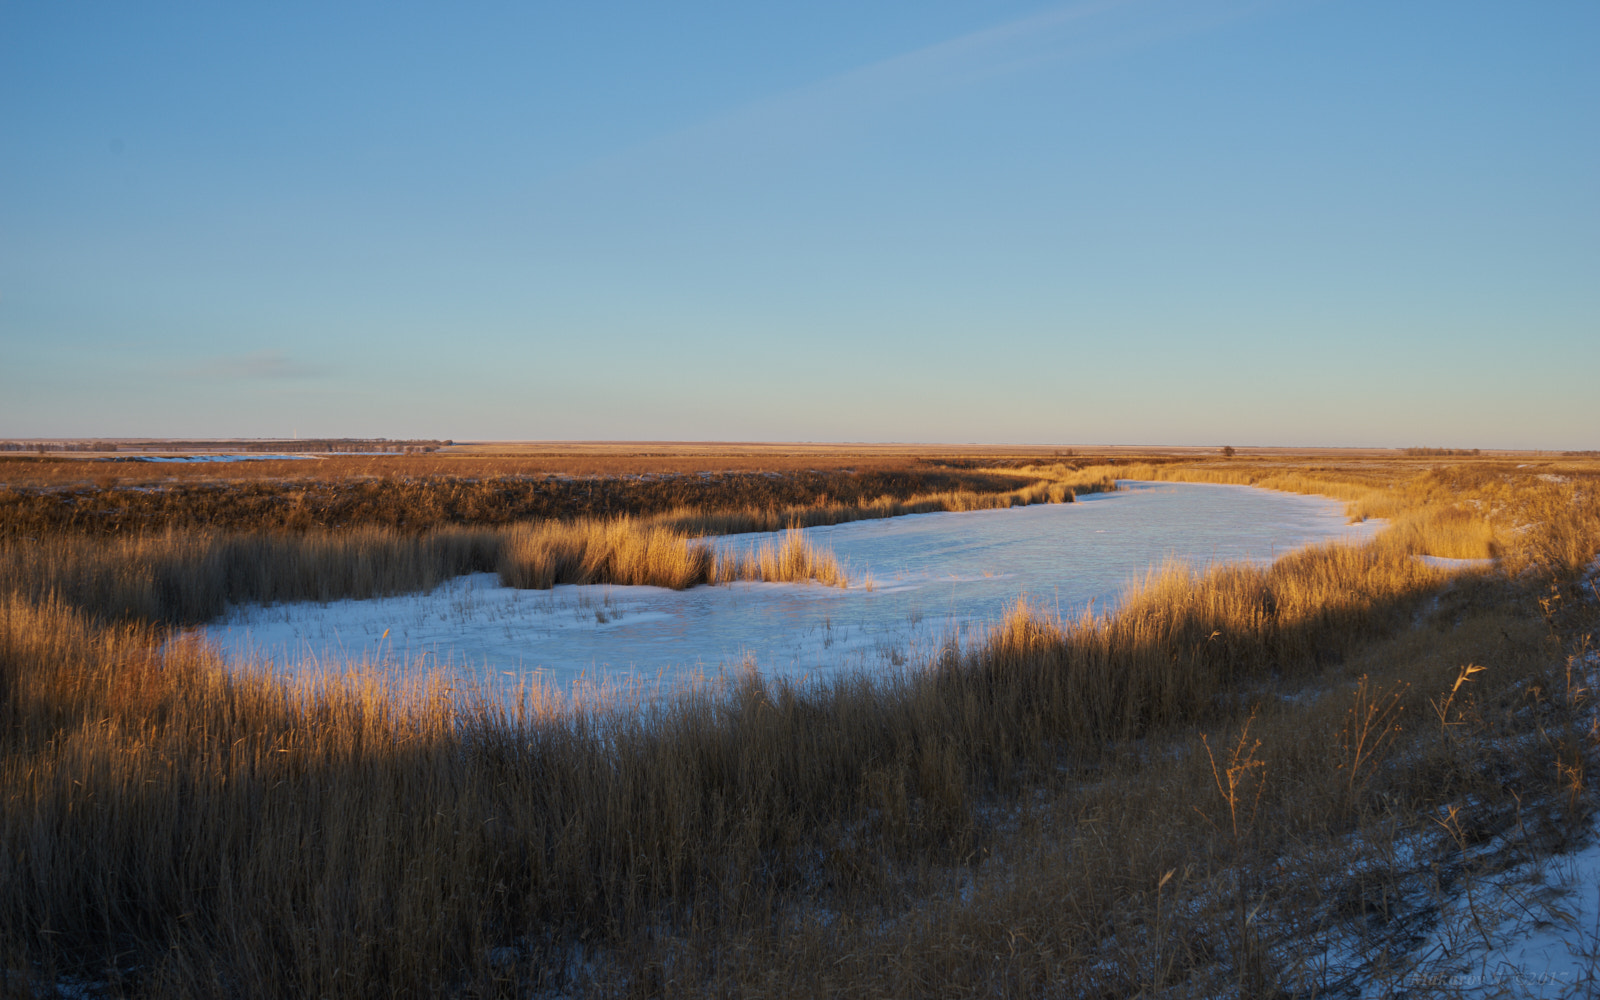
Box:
[0,526,502,625]
[495,521,847,589]
[0,518,851,627]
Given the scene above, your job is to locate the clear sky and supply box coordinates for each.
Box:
[2,1,1595,448]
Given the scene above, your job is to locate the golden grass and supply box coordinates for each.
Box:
[0,447,1123,490]
[1071,458,1600,572]
[1,457,1597,995]
[0,521,846,630]
[1,463,1087,537]
[652,470,1111,536]
[0,526,503,625]
[496,520,847,589]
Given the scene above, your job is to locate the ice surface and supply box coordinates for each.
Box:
[203,482,1383,699]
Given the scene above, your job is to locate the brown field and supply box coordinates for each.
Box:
[0,451,1117,537]
[3,439,1570,491]
[0,443,1102,488]
[2,448,1598,997]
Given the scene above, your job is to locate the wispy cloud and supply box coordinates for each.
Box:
[180,351,327,380]
[748,0,1136,121]
[585,0,1273,170]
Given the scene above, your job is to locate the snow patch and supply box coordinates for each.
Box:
[1416,555,1497,572]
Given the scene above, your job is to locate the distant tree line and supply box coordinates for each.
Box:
[0,442,111,453]
[1402,447,1481,457]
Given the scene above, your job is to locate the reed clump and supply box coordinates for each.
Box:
[496,520,846,589]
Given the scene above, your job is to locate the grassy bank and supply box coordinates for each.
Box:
[652,471,1105,535]
[2,457,1597,996]
[1077,457,1597,572]
[0,465,1099,537]
[496,522,847,590]
[0,517,849,628]
[0,470,1099,622]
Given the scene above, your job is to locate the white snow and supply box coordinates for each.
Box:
[202,482,1383,700]
[1339,831,1600,998]
[1416,555,1498,571]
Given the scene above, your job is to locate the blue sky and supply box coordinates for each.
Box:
[2,0,1595,447]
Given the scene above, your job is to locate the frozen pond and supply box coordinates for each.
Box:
[204,482,1382,696]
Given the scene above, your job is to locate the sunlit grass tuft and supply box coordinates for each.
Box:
[495,519,847,589]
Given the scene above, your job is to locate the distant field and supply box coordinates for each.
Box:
[0,446,1048,488]
[0,438,1564,489]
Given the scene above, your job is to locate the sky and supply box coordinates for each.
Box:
[2,0,1595,448]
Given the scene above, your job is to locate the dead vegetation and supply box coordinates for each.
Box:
[0,465,1086,537]
[496,522,848,589]
[0,517,852,625]
[0,447,1127,492]
[1,454,1598,997]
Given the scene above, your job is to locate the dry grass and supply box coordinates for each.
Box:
[0,448,1121,491]
[497,521,847,589]
[653,468,1111,536]
[0,541,1442,995]
[0,517,847,628]
[0,527,503,626]
[1,456,1598,996]
[1079,457,1600,572]
[0,466,1078,537]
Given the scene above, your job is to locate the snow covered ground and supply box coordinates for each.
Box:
[202,481,1383,700]
[1404,839,1600,997]
[1315,648,1600,997]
